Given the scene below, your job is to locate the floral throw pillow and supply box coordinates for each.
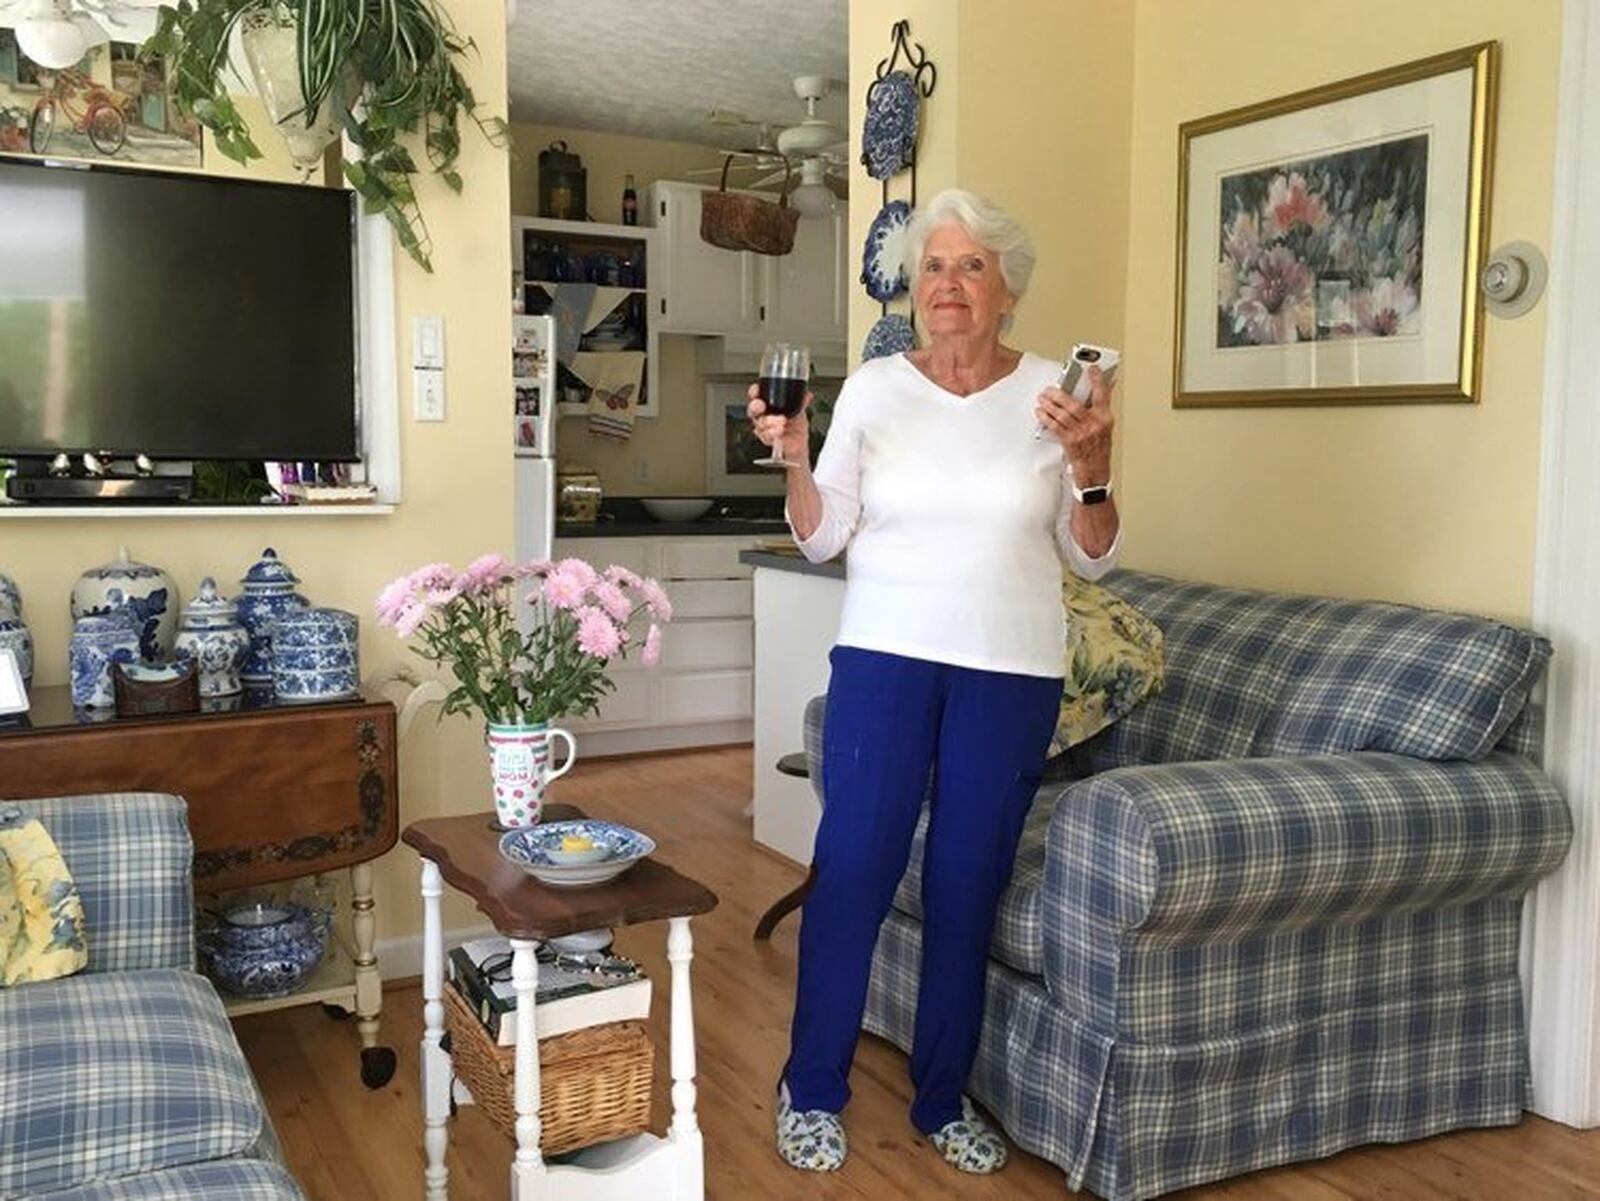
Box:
[1050,575,1166,755]
[0,806,88,987]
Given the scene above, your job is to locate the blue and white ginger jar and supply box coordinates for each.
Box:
[0,569,21,620]
[0,616,32,685]
[69,612,142,708]
[70,546,178,662]
[237,548,310,685]
[174,577,251,698]
[270,607,359,703]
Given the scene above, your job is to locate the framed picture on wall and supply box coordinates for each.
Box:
[1174,42,1497,408]
[704,381,836,495]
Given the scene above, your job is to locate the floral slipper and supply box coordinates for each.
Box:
[928,1096,1008,1174]
[775,1081,847,1172]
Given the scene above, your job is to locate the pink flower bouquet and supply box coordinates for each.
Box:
[375,554,672,725]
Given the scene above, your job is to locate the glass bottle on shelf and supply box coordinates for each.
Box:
[622,173,638,226]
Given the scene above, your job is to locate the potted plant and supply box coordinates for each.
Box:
[376,554,671,827]
[144,0,505,271]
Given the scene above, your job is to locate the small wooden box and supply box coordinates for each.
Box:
[113,662,200,717]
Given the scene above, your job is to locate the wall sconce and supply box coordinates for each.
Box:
[1481,241,1548,318]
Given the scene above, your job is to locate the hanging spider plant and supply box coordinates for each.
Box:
[144,0,505,271]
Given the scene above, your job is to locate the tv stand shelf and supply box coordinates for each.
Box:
[0,504,397,519]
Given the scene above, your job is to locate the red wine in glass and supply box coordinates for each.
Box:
[755,343,811,467]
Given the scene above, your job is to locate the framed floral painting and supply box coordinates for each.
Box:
[1174,43,1497,407]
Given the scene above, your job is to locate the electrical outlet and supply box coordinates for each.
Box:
[634,459,650,483]
[414,368,445,421]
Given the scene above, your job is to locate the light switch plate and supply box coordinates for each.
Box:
[413,314,444,369]
[414,368,446,421]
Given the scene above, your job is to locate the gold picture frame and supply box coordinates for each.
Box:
[1174,42,1498,408]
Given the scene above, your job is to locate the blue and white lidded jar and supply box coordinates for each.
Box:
[174,577,251,698]
[0,616,32,686]
[0,569,21,620]
[270,607,359,703]
[69,613,142,708]
[237,548,310,685]
[70,546,178,662]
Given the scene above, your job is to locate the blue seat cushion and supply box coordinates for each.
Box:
[29,1159,305,1200]
[0,969,267,1198]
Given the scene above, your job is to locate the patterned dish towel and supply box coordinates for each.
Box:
[0,804,88,985]
[575,351,646,442]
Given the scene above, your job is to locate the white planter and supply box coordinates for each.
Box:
[239,14,341,170]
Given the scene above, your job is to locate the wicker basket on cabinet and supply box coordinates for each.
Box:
[444,986,653,1154]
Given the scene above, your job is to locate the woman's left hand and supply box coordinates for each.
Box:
[1036,365,1115,482]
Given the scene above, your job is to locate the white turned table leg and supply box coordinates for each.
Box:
[668,917,705,1198]
[420,860,450,1201]
[350,862,381,1049]
[510,938,546,1200]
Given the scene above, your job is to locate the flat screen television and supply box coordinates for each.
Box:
[0,156,359,462]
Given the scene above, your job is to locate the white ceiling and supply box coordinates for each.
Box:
[507,0,848,148]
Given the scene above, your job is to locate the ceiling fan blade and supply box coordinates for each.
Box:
[747,170,791,190]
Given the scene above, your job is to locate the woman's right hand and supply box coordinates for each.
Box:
[747,383,812,465]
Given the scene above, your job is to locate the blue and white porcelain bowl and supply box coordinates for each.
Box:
[498,820,656,888]
[200,900,331,1000]
[861,200,912,303]
[270,607,359,703]
[861,70,920,180]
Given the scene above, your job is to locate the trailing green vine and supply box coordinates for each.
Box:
[143,0,506,271]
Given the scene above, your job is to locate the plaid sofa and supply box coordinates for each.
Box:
[802,570,1573,1200]
[0,793,305,1201]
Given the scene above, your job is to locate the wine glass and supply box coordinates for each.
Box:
[754,343,811,468]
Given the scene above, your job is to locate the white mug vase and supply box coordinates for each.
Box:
[486,723,575,829]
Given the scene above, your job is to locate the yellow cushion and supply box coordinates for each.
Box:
[0,807,88,986]
[1051,575,1166,755]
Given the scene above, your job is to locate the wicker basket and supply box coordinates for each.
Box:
[444,986,653,1155]
[700,154,799,256]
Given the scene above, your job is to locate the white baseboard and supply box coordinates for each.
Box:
[376,925,497,982]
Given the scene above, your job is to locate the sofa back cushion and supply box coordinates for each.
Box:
[1084,571,1550,767]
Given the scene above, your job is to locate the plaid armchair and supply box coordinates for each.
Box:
[0,793,304,1201]
[804,570,1572,1200]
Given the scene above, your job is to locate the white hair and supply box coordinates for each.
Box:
[905,188,1038,308]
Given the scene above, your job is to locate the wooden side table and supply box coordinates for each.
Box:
[403,804,718,1201]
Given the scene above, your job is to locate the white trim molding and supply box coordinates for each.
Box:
[1523,0,1600,1130]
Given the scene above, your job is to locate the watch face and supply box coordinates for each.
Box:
[1079,487,1110,505]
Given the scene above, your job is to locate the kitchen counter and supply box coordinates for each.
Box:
[738,549,845,580]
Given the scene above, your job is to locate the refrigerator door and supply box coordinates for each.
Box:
[513,314,558,457]
[514,456,555,565]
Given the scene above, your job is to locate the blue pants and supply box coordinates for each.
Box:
[784,647,1063,1133]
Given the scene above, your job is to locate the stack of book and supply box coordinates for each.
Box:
[447,935,651,1046]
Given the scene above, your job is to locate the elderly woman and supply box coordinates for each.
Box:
[748,188,1122,1175]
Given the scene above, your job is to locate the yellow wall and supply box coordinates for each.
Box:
[1,0,513,939]
[508,122,727,496]
[1116,0,1563,619]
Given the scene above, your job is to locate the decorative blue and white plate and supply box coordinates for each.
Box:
[499,819,656,888]
[862,313,916,361]
[862,200,912,303]
[862,71,919,180]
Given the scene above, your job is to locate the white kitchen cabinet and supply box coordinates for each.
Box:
[764,206,848,342]
[648,182,759,335]
[553,535,757,754]
[647,180,846,343]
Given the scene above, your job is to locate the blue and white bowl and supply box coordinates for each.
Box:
[498,820,656,888]
[861,70,920,180]
[861,200,912,303]
[270,607,359,703]
[200,900,331,999]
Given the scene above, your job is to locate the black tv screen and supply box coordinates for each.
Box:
[0,157,358,460]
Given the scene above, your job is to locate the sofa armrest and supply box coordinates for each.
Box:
[13,792,196,973]
[1043,751,1571,946]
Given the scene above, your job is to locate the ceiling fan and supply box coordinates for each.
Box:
[691,75,847,218]
[0,0,165,70]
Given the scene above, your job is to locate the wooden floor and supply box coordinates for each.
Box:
[237,745,1600,1200]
